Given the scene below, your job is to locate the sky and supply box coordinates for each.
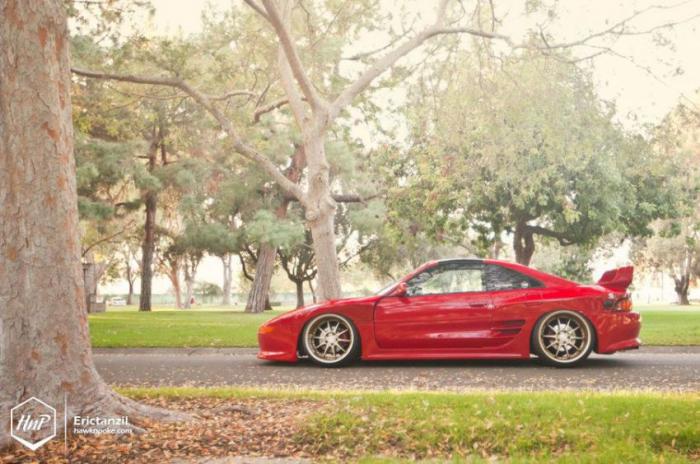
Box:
[102,0,700,295]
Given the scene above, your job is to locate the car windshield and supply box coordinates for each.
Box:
[375,280,398,296]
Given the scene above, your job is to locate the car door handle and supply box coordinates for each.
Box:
[467,302,492,309]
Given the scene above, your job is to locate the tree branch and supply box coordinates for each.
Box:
[253,97,290,123]
[328,0,693,119]
[283,192,380,203]
[210,89,257,101]
[238,253,254,282]
[242,0,269,21]
[528,2,697,50]
[329,1,510,118]
[259,0,325,111]
[72,67,308,205]
[341,29,411,61]
[274,0,310,127]
[525,225,575,246]
[81,220,136,257]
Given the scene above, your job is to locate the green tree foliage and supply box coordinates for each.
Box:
[632,101,700,304]
[381,50,677,266]
[531,244,594,283]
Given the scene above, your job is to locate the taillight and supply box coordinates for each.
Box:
[617,297,633,311]
[603,293,632,311]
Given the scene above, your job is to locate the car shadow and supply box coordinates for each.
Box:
[260,356,631,370]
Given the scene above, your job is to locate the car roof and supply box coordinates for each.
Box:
[435,258,484,265]
[431,258,578,287]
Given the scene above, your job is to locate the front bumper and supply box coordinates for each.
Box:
[257,323,298,362]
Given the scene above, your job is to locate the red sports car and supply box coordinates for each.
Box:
[258,259,640,367]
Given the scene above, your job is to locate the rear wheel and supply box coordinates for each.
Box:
[302,314,360,367]
[532,310,594,367]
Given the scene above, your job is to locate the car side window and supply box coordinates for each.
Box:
[407,262,485,296]
[485,264,542,291]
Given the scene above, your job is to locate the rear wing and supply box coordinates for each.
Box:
[596,266,634,292]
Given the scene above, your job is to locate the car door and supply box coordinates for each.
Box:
[374,261,494,349]
[485,264,544,344]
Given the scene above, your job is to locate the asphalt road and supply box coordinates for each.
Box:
[93,346,700,392]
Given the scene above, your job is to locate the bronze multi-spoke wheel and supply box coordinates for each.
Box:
[302,314,359,366]
[532,311,594,367]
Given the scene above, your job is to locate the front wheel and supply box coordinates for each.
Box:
[532,310,595,367]
[302,314,360,367]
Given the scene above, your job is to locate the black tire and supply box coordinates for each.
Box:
[531,310,595,367]
[301,313,360,367]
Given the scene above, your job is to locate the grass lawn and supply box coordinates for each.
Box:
[89,306,288,348]
[637,305,700,345]
[89,304,700,348]
[122,387,700,463]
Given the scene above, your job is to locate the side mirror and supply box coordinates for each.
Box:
[392,281,408,297]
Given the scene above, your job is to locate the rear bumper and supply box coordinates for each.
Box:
[596,311,642,354]
[603,337,641,353]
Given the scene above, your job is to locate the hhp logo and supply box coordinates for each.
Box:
[10,397,56,450]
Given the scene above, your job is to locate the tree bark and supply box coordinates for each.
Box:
[245,244,276,313]
[125,255,135,305]
[221,254,233,306]
[674,275,690,306]
[160,254,182,308]
[138,137,159,311]
[513,221,536,266]
[172,275,183,309]
[304,136,342,301]
[0,1,185,449]
[183,277,195,308]
[182,256,199,309]
[294,280,305,308]
[126,279,134,306]
[308,279,317,303]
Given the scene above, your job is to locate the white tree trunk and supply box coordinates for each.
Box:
[304,135,341,301]
[221,254,233,306]
[0,1,186,449]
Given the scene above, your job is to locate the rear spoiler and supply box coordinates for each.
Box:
[596,266,634,291]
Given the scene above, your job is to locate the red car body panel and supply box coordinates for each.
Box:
[257,259,641,362]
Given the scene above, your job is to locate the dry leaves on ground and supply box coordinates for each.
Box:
[2,397,317,464]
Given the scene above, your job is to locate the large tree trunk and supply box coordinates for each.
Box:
[304,137,341,301]
[245,244,276,313]
[221,254,233,306]
[513,221,535,266]
[308,212,341,300]
[674,274,690,306]
[138,141,158,311]
[295,280,305,308]
[0,1,185,449]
